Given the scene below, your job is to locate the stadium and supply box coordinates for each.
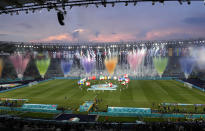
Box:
[0,39,205,129]
[0,0,205,130]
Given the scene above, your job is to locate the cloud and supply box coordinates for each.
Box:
[17,23,33,29]
[31,26,205,43]
[71,29,85,39]
[32,33,73,42]
[72,31,80,39]
[89,33,136,42]
[95,31,100,37]
[73,29,84,33]
[143,28,194,40]
[183,16,205,26]
[0,33,8,36]
[32,31,137,43]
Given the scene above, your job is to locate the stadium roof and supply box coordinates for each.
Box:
[0,0,204,15]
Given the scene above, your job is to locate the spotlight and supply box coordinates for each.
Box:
[95,4,99,8]
[47,3,52,11]
[62,3,65,10]
[178,0,183,5]
[53,3,58,10]
[103,3,106,7]
[159,0,164,4]
[112,2,115,7]
[134,1,137,6]
[64,10,67,14]
[152,1,155,5]
[16,11,19,15]
[187,0,191,5]
[57,11,65,26]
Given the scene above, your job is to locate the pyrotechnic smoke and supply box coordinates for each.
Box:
[61,60,73,77]
[10,53,30,79]
[35,53,50,78]
[0,58,3,78]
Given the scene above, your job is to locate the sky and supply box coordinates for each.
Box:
[0,1,205,43]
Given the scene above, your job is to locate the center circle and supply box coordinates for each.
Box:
[88,84,118,90]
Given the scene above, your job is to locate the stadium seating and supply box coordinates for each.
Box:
[108,107,151,114]
[183,78,205,89]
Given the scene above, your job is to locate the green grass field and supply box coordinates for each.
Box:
[0,79,205,111]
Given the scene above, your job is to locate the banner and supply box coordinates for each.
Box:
[22,104,57,110]
[168,48,172,56]
[108,107,151,114]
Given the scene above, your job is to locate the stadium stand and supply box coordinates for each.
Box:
[183,78,205,89]
[0,116,205,130]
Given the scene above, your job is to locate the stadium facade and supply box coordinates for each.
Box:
[0,39,205,80]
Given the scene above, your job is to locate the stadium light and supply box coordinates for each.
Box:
[103,3,106,7]
[159,0,164,4]
[57,11,65,26]
[32,9,35,13]
[53,3,58,10]
[112,2,115,7]
[134,1,137,6]
[178,0,183,5]
[64,10,67,14]
[187,0,191,5]
[62,3,65,10]
[152,1,155,5]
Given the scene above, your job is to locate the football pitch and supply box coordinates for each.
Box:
[0,79,205,111]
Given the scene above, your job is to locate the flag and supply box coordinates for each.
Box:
[56,52,61,58]
[88,76,92,80]
[63,51,69,58]
[92,76,96,80]
[80,81,84,85]
[121,81,126,85]
[53,52,56,58]
[100,76,104,80]
[104,76,107,80]
[125,78,130,83]
[80,78,86,82]
[48,51,52,58]
[124,74,128,78]
[168,48,172,56]
[108,76,111,80]
[118,77,122,82]
[113,76,117,80]
[86,82,90,86]
[108,83,112,87]
[78,80,84,85]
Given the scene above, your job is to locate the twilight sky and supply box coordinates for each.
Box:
[0,1,205,43]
